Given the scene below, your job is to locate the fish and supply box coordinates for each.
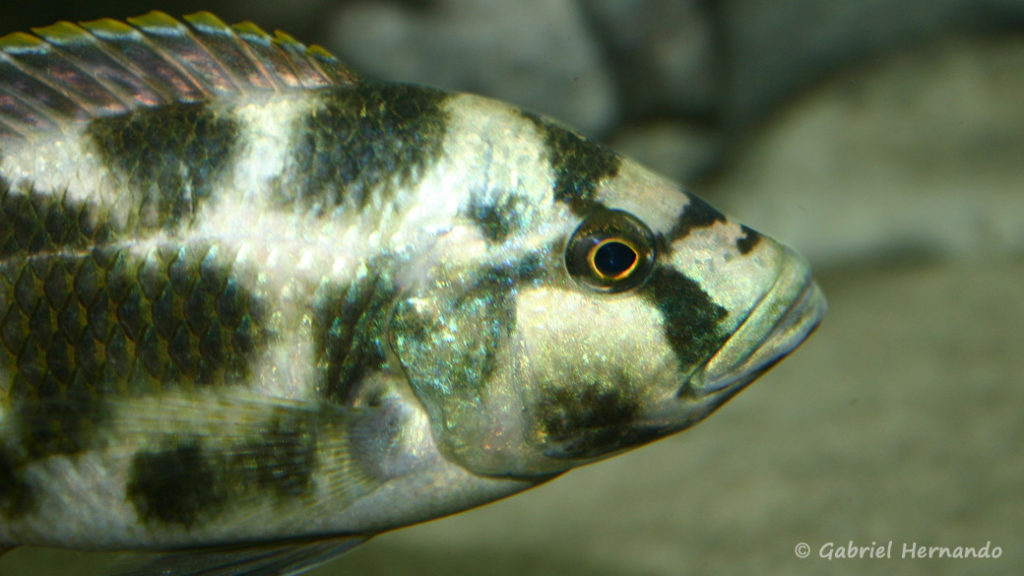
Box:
[0,11,826,576]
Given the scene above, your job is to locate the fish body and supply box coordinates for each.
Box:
[0,12,825,575]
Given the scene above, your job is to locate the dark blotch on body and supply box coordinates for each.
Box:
[127,442,222,528]
[1,251,109,456]
[473,253,546,293]
[464,192,526,243]
[285,83,448,213]
[0,244,269,460]
[641,267,728,369]
[311,253,542,407]
[1,177,116,260]
[88,103,240,231]
[0,446,36,518]
[537,384,642,459]
[667,194,725,242]
[463,252,546,338]
[312,272,394,404]
[523,112,621,213]
[736,225,762,255]
[233,415,319,499]
[10,372,108,458]
[126,418,320,528]
[457,253,546,381]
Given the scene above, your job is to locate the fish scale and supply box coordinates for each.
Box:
[310,265,395,403]
[0,182,115,258]
[0,242,270,457]
[0,11,826,576]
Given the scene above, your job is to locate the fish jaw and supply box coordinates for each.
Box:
[657,245,827,429]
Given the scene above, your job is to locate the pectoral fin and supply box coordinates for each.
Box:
[109,536,367,576]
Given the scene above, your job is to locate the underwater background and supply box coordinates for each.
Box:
[1,1,1022,574]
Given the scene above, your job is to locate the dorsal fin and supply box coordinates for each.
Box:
[0,11,359,139]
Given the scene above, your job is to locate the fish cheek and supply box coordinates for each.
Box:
[514,282,684,455]
[532,383,643,460]
[640,266,728,370]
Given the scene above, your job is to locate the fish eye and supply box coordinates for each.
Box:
[589,238,639,279]
[566,210,655,292]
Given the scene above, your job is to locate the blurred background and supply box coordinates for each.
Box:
[2,1,1022,574]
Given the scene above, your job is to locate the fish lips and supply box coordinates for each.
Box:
[673,251,827,422]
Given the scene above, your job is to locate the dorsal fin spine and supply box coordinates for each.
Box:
[180,11,279,93]
[23,23,134,117]
[271,31,333,89]
[127,12,244,98]
[79,16,210,105]
[0,48,78,130]
[30,21,171,112]
[0,11,360,140]
[230,21,308,91]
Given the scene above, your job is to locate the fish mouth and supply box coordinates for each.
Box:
[679,249,827,410]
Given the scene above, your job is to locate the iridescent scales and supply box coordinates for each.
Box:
[0,12,825,576]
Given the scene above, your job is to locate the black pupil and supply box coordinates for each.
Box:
[594,241,637,277]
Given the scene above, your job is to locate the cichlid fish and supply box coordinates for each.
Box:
[0,11,826,576]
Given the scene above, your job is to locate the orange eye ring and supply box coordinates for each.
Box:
[565,209,655,293]
[587,237,640,280]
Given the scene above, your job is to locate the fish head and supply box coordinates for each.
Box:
[389,104,826,478]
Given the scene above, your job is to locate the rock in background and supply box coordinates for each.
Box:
[1,1,1022,575]
[709,35,1024,266]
